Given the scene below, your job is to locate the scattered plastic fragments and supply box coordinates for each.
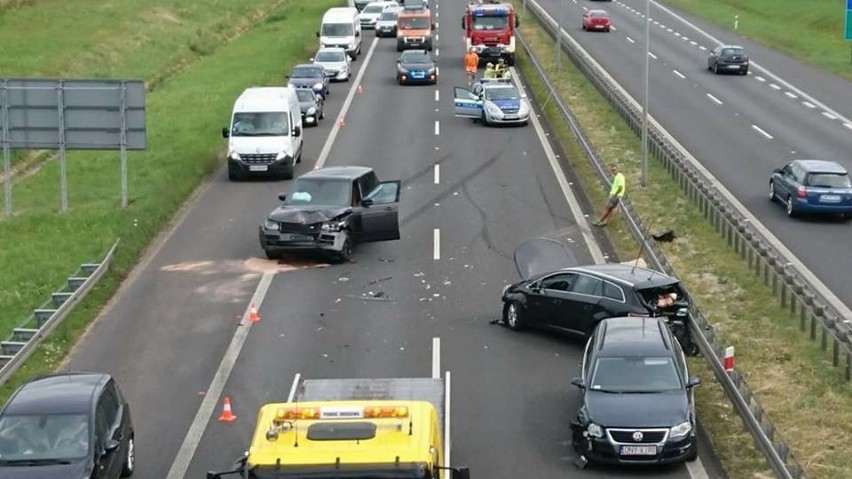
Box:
[369,276,393,284]
[338,277,349,282]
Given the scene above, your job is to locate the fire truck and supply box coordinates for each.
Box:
[207,339,470,479]
[461,2,519,66]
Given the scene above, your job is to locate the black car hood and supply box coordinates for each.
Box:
[298,100,316,112]
[269,205,351,224]
[0,459,90,479]
[513,237,578,280]
[586,390,689,428]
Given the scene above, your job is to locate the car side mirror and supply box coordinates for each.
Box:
[221,127,230,138]
[315,31,320,37]
[571,377,586,389]
[285,74,290,79]
[431,24,435,31]
[772,168,782,174]
[278,193,287,202]
[687,376,701,388]
[104,438,120,453]
[452,467,470,479]
[293,125,301,137]
[361,198,374,207]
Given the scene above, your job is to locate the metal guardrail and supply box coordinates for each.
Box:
[0,240,119,386]
[515,2,806,478]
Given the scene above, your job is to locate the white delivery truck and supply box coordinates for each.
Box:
[221,87,303,181]
[318,7,362,60]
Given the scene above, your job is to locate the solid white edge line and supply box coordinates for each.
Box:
[165,272,276,479]
[706,93,722,105]
[432,337,441,379]
[433,228,441,260]
[287,373,302,402]
[673,70,685,79]
[751,124,773,139]
[434,120,440,135]
[444,370,451,469]
[434,163,440,184]
[510,66,606,264]
[844,123,852,130]
[315,37,380,169]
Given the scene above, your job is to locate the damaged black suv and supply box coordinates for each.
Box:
[259,166,401,262]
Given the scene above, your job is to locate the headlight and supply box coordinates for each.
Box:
[275,150,290,161]
[669,421,692,439]
[228,150,241,160]
[587,423,604,438]
[398,67,409,74]
[518,102,530,116]
[428,67,436,74]
[321,220,346,232]
[312,82,324,90]
[349,42,357,49]
[263,219,280,231]
[307,107,316,115]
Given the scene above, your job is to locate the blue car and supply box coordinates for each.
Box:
[287,64,329,98]
[769,159,852,219]
[396,49,437,85]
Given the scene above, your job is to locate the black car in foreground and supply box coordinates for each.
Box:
[259,166,401,262]
[0,372,135,479]
[571,317,700,466]
[500,238,696,353]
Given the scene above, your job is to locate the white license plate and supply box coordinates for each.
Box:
[504,115,518,119]
[620,445,657,456]
[820,194,841,202]
[249,165,268,172]
[283,234,311,241]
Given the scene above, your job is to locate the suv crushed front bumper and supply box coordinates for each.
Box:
[259,227,348,256]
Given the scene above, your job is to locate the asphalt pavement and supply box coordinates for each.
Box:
[533,0,852,311]
[62,1,716,478]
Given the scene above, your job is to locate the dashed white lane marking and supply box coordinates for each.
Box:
[436,66,440,76]
[433,228,441,260]
[648,52,657,59]
[673,70,685,79]
[690,40,697,45]
[165,272,276,479]
[434,164,440,184]
[435,48,439,57]
[844,123,852,130]
[751,124,774,139]
[785,92,798,99]
[698,45,707,51]
[434,120,440,136]
[435,11,439,18]
[769,83,781,90]
[706,93,723,105]
[435,90,440,102]
[435,33,439,42]
[822,111,838,120]
[432,337,441,379]
[610,26,617,31]
[666,27,673,32]
[673,32,681,37]
[802,101,816,108]
[754,76,766,82]
[626,36,635,44]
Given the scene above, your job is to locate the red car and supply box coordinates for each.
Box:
[582,10,611,32]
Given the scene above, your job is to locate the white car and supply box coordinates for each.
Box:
[358,1,398,29]
[452,78,530,126]
[375,6,402,37]
[311,47,352,82]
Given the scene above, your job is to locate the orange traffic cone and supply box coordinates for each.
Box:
[218,396,236,422]
[338,117,346,128]
[248,303,261,323]
[356,84,363,95]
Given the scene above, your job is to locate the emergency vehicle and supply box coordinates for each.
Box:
[461,2,519,66]
[207,339,470,479]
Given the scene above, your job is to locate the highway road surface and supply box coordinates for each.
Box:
[533,0,852,312]
[63,1,719,478]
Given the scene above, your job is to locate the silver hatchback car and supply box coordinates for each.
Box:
[311,47,352,82]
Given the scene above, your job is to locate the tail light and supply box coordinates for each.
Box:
[797,186,807,198]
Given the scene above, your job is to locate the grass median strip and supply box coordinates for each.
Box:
[659,0,852,80]
[0,0,341,403]
[514,5,852,478]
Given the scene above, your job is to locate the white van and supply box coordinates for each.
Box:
[318,7,362,60]
[221,87,303,181]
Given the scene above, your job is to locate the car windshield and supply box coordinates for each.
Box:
[472,16,509,30]
[484,87,519,101]
[315,51,346,62]
[807,172,852,188]
[363,5,384,13]
[286,178,351,207]
[590,356,683,392]
[295,90,315,102]
[399,17,430,29]
[321,23,354,36]
[231,112,290,137]
[401,52,431,64]
[291,67,322,79]
[0,413,89,461]
[379,10,398,20]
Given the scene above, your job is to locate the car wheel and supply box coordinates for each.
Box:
[582,24,586,30]
[481,110,489,127]
[786,195,796,217]
[502,301,525,330]
[685,441,699,462]
[319,109,324,120]
[605,27,611,32]
[741,68,749,75]
[227,166,241,181]
[335,237,353,263]
[768,181,776,202]
[120,435,135,477]
[265,249,283,260]
[713,63,719,74]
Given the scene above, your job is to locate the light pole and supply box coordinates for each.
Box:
[640,0,650,187]
[556,0,564,69]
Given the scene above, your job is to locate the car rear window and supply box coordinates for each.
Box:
[806,172,851,188]
[722,48,745,56]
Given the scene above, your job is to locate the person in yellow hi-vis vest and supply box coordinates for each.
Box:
[593,164,625,226]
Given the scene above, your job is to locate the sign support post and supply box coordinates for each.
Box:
[57,81,68,214]
[846,0,852,63]
[120,81,128,208]
[2,79,10,219]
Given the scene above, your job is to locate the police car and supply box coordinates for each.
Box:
[452,78,530,126]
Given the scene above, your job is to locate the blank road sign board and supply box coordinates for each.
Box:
[1,78,146,150]
[847,0,852,41]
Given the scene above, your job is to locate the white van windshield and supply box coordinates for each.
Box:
[321,23,354,36]
[231,112,290,137]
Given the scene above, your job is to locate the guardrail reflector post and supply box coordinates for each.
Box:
[724,346,735,372]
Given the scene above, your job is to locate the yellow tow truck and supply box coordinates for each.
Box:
[207,339,470,479]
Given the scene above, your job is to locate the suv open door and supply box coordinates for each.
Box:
[358,180,401,241]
